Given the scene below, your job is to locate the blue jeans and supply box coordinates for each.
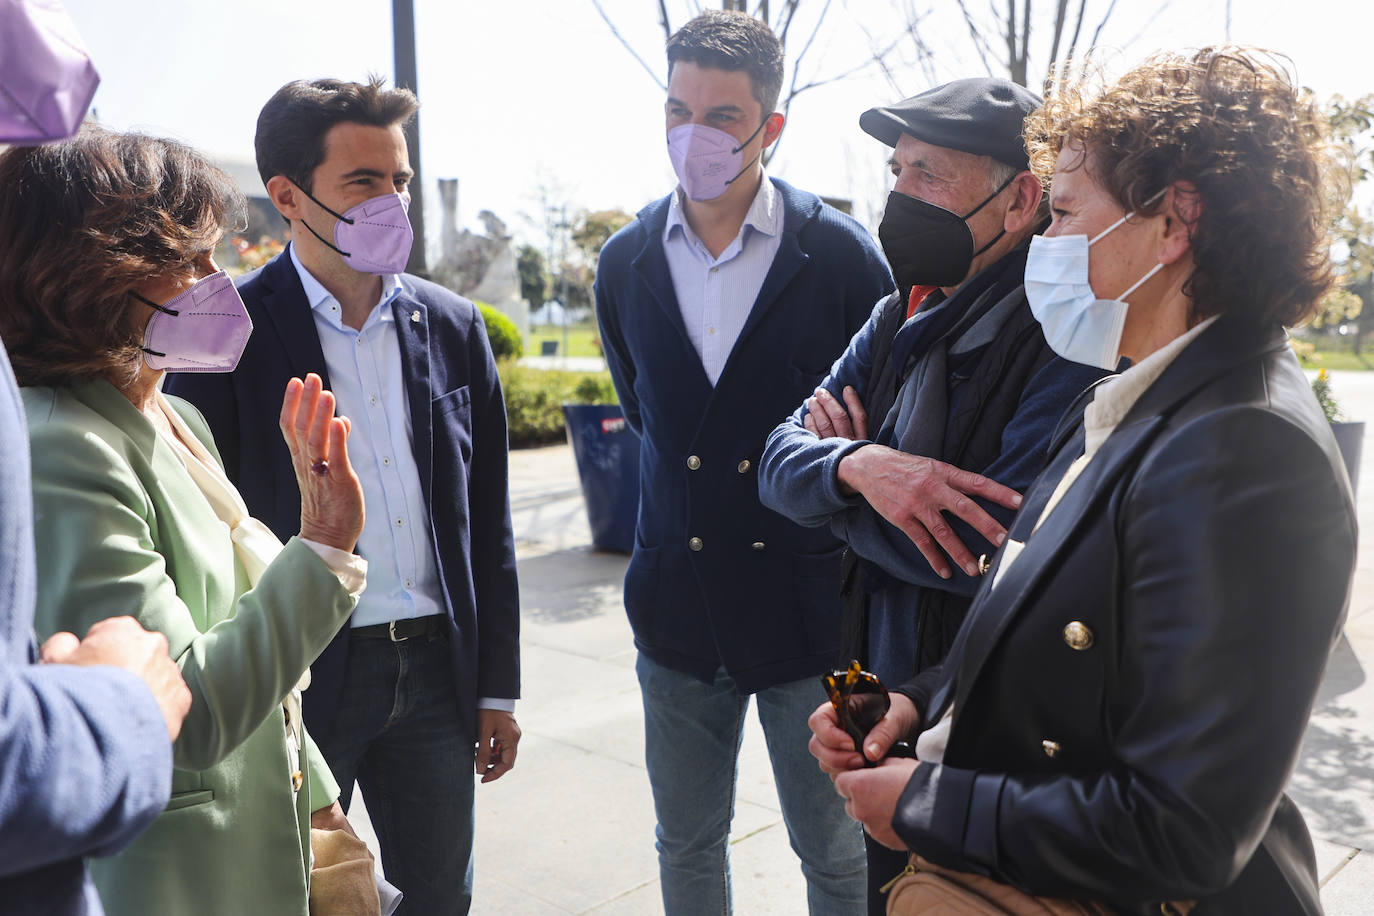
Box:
[637,654,866,916]
[319,632,476,916]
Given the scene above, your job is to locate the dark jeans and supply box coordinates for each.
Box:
[320,630,475,916]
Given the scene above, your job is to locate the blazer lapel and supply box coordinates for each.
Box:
[631,208,694,352]
[256,248,331,390]
[939,318,1286,718]
[948,414,1166,715]
[390,290,434,508]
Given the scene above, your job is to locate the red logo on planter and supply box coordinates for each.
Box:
[601,417,626,434]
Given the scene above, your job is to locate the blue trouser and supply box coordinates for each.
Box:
[637,654,867,916]
[320,630,476,916]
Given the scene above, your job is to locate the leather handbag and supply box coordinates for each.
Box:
[886,855,1194,916]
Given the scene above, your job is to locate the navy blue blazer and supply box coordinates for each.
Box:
[595,178,894,693]
[0,341,171,914]
[166,249,520,742]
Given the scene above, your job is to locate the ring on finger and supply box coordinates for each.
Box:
[311,458,330,477]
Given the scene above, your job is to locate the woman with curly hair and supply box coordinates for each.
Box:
[0,127,373,915]
[809,48,1356,914]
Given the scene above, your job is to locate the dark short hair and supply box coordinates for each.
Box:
[666,11,784,117]
[255,77,418,192]
[0,127,245,387]
[1026,47,1339,327]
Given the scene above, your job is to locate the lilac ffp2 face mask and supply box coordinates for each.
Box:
[298,187,414,275]
[666,120,767,202]
[139,270,253,373]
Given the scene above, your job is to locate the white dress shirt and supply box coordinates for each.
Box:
[663,174,783,386]
[289,246,515,714]
[290,244,440,629]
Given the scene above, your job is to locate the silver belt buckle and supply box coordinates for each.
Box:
[388,620,408,642]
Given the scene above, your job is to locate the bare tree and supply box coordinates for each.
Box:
[589,0,901,163]
[864,0,1159,96]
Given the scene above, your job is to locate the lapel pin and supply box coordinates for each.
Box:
[411,310,421,323]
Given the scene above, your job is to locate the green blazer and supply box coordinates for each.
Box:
[24,379,356,916]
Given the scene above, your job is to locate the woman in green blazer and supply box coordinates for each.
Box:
[0,130,370,915]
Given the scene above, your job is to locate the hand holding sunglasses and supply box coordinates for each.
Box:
[820,660,918,768]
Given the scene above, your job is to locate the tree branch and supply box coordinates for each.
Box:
[954,0,997,77]
[591,0,668,90]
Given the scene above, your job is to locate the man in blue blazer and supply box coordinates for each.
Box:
[0,337,189,915]
[595,12,893,914]
[167,78,519,915]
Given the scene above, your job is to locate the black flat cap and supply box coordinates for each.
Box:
[860,77,1043,170]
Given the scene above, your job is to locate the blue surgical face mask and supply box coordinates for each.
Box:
[1024,209,1164,370]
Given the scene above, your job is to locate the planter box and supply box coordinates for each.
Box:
[1332,420,1365,498]
[562,404,640,553]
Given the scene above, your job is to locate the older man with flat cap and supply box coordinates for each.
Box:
[759,78,1107,909]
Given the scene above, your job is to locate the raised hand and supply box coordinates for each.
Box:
[279,373,365,552]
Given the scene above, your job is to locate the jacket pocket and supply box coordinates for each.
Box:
[623,545,663,644]
[163,789,215,812]
[792,546,846,653]
[433,385,474,462]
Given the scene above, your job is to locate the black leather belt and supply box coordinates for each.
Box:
[351,615,446,642]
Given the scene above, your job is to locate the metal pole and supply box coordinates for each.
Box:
[393,0,428,276]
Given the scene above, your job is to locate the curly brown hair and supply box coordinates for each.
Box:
[0,127,245,387]
[1025,47,1342,327]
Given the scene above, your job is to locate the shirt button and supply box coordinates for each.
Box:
[710,266,719,273]
[382,457,391,466]
[688,537,703,552]
[737,459,751,473]
[686,455,701,470]
[369,395,378,405]
[356,335,363,344]
[404,579,414,589]
[395,517,405,527]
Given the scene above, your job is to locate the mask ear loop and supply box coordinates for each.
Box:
[723,117,772,190]
[964,171,1021,259]
[132,292,175,358]
[292,180,357,258]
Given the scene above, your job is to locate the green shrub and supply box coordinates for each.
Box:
[498,359,618,447]
[571,374,619,405]
[476,302,524,360]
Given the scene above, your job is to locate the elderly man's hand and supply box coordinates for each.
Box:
[280,373,365,552]
[810,692,922,776]
[805,386,869,440]
[833,757,920,851]
[41,616,192,742]
[836,445,1021,579]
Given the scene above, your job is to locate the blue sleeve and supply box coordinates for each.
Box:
[833,357,1104,594]
[0,660,172,873]
[594,237,642,436]
[467,307,520,701]
[758,296,889,526]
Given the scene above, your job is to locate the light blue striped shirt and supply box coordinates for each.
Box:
[289,244,442,629]
[663,175,782,385]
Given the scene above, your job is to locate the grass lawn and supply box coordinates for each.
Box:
[527,322,601,358]
[1294,334,1374,371]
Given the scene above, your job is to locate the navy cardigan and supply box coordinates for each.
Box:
[595,178,893,692]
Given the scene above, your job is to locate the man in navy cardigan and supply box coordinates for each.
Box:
[595,12,893,914]
[167,78,519,915]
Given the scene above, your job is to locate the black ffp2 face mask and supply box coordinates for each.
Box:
[877,174,1015,289]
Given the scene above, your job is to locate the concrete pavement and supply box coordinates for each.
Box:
[356,369,1374,913]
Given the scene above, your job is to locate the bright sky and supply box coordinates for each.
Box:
[61,0,1374,257]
